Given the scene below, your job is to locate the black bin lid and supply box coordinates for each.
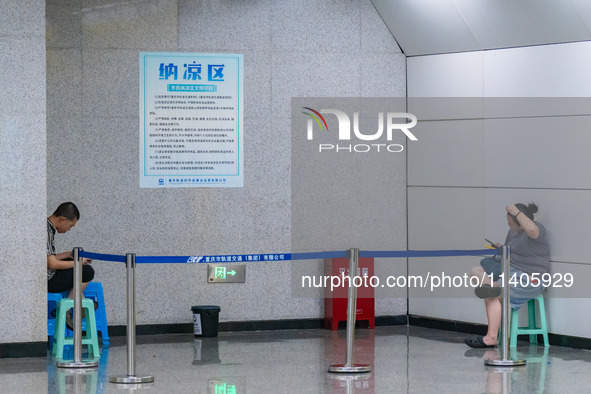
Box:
[191,305,221,312]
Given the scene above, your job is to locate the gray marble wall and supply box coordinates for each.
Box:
[45,0,407,327]
[0,1,47,344]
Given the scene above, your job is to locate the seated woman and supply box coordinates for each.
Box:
[465,203,550,348]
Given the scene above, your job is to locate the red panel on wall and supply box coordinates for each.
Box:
[324,257,375,330]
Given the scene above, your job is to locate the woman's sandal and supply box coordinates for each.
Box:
[474,284,501,299]
[465,336,496,348]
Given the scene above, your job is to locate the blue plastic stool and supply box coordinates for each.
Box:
[51,298,100,361]
[48,291,68,348]
[48,283,110,347]
[82,282,110,346]
[510,293,549,347]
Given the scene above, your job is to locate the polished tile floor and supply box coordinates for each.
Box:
[1,326,591,393]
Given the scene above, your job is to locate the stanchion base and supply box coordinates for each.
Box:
[328,364,371,373]
[109,375,155,384]
[112,383,154,390]
[484,358,526,367]
[57,360,99,369]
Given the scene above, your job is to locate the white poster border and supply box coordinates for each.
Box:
[139,52,244,188]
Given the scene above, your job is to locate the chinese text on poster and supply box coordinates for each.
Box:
[139,52,243,188]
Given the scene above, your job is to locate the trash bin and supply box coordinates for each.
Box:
[191,305,221,337]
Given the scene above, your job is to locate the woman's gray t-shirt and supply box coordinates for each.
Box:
[504,221,550,275]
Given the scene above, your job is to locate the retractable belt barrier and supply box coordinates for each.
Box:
[78,249,494,263]
[72,246,519,382]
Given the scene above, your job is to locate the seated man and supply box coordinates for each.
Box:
[47,202,94,329]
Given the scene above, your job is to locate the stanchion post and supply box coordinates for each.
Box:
[485,245,526,367]
[109,254,154,384]
[58,247,99,368]
[328,248,370,373]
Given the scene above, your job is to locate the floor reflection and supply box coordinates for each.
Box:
[0,326,590,393]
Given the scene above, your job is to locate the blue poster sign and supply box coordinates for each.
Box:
[139,52,244,188]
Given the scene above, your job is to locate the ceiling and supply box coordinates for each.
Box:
[370,0,591,56]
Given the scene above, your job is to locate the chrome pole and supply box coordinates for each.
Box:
[127,253,136,377]
[73,247,82,363]
[344,248,357,367]
[110,254,154,384]
[485,245,526,367]
[329,248,370,373]
[58,247,98,368]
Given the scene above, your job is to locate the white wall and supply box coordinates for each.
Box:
[407,41,591,338]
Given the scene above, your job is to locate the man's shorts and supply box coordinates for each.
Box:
[48,265,95,293]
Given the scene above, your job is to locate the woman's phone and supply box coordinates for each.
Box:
[485,238,496,247]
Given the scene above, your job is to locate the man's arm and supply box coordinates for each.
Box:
[47,252,92,270]
[47,254,75,270]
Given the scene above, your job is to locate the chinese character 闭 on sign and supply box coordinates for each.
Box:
[139,52,244,188]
